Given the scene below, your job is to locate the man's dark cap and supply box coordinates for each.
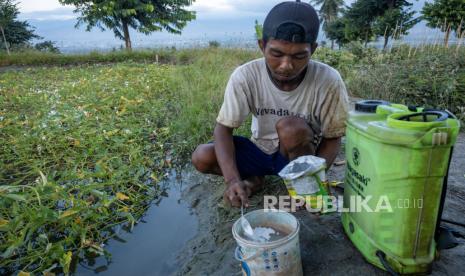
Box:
[263,1,320,44]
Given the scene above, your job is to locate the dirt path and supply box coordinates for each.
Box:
[175,131,465,276]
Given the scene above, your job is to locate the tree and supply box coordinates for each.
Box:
[374,3,420,50]
[312,0,344,49]
[59,0,196,50]
[343,0,379,47]
[4,20,40,45]
[422,0,465,47]
[325,18,350,48]
[0,0,16,54]
[0,0,40,54]
[343,0,413,47]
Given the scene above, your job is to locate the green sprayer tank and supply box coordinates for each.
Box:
[341,100,460,274]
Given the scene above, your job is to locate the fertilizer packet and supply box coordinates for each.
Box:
[278,155,333,213]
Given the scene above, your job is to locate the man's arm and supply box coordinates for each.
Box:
[214,123,240,184]
[316,137,342,169]
[214,123,249,207]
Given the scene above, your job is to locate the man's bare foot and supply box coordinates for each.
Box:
[243,176,265,196]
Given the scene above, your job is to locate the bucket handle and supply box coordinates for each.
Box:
[235,247,252,276]
[234,246,261,262]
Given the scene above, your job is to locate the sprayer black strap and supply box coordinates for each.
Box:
[397,111,448,122]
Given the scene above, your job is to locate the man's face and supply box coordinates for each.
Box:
[259,39,316,83]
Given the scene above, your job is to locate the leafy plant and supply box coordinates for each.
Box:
[0,48,261,274]
[0,63,177,274]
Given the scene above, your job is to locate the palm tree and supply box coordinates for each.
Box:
[312,0,344,49]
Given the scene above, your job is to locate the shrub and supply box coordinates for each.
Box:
[346,45,465,122]
[312,47,356,79]
[208,40,220,48]
[34,41,60,53]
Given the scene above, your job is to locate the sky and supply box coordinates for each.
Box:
[17,0,427,22]
[17,0,292,21]
[18,0,260,13]
[15,0,431,53]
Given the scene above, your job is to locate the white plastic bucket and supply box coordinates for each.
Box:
[232,209,303,276]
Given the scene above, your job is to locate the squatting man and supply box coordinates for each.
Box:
[192,1,349,208]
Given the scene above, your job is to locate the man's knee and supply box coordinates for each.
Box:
[276,117,315,156]
[276,117,313,141]
[191,144,216,173]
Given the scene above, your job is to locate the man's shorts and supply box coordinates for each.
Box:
[229,136,289,179]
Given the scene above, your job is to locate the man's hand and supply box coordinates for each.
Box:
[223,180,250,208]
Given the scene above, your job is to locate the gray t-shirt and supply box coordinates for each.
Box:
[216,58,349,154]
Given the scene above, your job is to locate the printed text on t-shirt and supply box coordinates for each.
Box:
[254,107,312,121]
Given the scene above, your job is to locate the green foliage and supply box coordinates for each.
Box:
[326,18,350,47]
[312,0,344,28]
[0,48,260,274]
[0,62,180,274]
[0,0,16,29]
[208,40,220,48]
[254,20,263,40]
[58,0,196,49]
[343,0,378,45]
[167,48,261,152]
[346,45,465,122]
[373,4,420,49]
[0,0,40,53]
[344,41,378,62]
[34,41,60,53]
[312,0,344,48]
[2,20,40,45]
[0,49,194,67]
[422,0,465,45]
[343,0,417,47]
[312,46,356,78]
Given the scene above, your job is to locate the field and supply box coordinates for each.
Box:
[0,46,464,274]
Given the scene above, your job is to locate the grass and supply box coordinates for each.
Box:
[0,63,179,274]
[0,48,260,274]
[345,44,465,122]
[0,48,195,67]
[0,45,463,274]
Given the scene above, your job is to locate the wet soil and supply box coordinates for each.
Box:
[176,132,465,275]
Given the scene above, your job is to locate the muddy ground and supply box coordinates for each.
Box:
[176,134,465,275]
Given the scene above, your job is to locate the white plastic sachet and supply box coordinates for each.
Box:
[278,155,326,195]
